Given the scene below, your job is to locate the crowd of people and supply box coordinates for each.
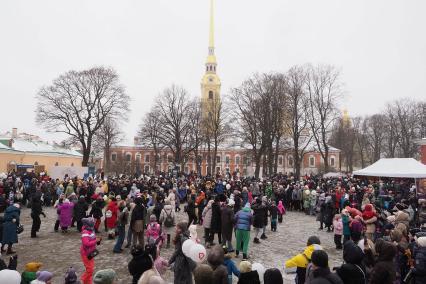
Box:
[0,170,425,284]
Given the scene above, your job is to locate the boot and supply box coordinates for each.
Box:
[235,250,239,258]
[254,237,260,244]
[54,220,59,232]
[243,253,248,260]
[260,234,267,239]
[6,246,16,255]
[31,231,37,238]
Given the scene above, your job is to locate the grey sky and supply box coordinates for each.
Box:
[1,0,425,143]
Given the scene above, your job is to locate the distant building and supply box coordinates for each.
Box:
[0,128,82,174]
[109,1,340,177]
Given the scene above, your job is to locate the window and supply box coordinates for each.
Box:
[278,156,283,166]
[225,155,230,165]
[125,153,131,162]
[288,156,294,167]
[145,155,150,163]
[216,166,221,174]
[71,163,74,167]
[209,91,214,100]
[309,156,315,167]
[235,156,240,165]
[216,155,221,163]
[226,168,230,174]
[144,165,150,173]
[330,156,335,167]
[54,162,59,166]
[111,153,117,162]
[184,166,189,174]
[135,154,141,162]
[167,155,173,163]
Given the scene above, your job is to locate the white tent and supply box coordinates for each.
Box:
[353,158,426,178]
[323,172,347,178]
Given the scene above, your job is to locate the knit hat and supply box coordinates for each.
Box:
[311,250,329,268]
[25,262,43,272]
[150,214,157,222]
[0,269,21,284]
[82,217,95,228]
[239,261,252,273]
[417,236,426,247]
[93,269,116,284]
[227,199,235,207]
[36,271,53,282]
[307,236,321,246]
[64,267,78,283]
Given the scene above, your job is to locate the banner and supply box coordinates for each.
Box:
[49,166,88,180]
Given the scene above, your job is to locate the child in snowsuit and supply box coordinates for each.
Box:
[269,202,278,232]
[333,214,343,249]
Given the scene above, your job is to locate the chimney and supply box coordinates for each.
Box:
[11,128,17,139]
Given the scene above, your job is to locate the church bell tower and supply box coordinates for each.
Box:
[201,0,221,119]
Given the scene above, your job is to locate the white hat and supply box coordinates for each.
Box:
[0,269,21,284]
[228,199,235,206]
[417,236,426,247]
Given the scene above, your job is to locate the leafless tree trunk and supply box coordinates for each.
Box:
[305,64,342,173]
[365,114,386,162]
[36,67,130,166]
[139,109,164,172]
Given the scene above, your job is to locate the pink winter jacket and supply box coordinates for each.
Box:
[333,219,343,235]
[146,222,161,241]
[80,228,97,257]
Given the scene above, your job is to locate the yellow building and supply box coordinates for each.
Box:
[201,0,221,121]
[0,129,82,174]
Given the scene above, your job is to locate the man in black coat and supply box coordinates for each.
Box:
[251,198,265,244]
[74,196,89,232]
[30,191,45,238]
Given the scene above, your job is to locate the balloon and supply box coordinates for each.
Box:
[189,243,207,263]
[182,239,195,257]
[252,262,266,283]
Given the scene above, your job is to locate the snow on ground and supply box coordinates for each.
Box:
[5,207,342,283]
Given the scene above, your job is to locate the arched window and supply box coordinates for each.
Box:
[55,162,59,166]
[330,156,335,167]
[309,156,315,167]
[135,153,141,162]
[209,91,214,100]
[288,156,294,167]
[278,155,283,166]
[125,153,132,162]
[225,155,230,165]
[145,154,150,163]
[111,153,117,162]
[235,155,240,165]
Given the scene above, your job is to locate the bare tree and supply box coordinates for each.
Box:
[365,114,386,162]
[93,117,124,173]
[305,64,342,172]
[138,109,163,172]
[188,99,204,175]
[35,67,130,166]
[154,85,196,169]
[284,66,312,178]
[393,99,421,157]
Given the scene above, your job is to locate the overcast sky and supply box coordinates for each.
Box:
[1,0,425,143]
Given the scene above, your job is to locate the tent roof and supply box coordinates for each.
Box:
[353,158,426,178]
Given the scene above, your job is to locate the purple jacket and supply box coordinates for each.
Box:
[58,202,74,228]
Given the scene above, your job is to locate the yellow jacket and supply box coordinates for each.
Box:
[285,244,322,268]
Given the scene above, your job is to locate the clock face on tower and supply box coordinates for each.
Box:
[209,77,214,82]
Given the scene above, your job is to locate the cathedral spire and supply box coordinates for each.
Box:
[208,0,215,55]
[206,0,217,67]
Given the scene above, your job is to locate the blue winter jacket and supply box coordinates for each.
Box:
[234,207,252,231]
[215,183,224,195]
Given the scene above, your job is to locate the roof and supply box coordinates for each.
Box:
[353,158,426,178]
[5,138,82,157]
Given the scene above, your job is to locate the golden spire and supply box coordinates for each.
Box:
[206,0,217,65]
[342,108,351,127]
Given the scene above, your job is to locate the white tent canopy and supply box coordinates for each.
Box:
[323,172,347,178]
[353,158,426,178]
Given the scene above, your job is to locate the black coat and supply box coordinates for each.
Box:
[128,250,153,284]
[211,202,222,233]
[252,203,266,228]
[336,240,366,284]
[89,200,104,219]
[237,271,260,284]
[74,199,88,220]
[221,206,234,241]
[413,246,426,284]
[311,268,343,284]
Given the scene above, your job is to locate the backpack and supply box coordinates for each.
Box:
[164,210,174,227]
